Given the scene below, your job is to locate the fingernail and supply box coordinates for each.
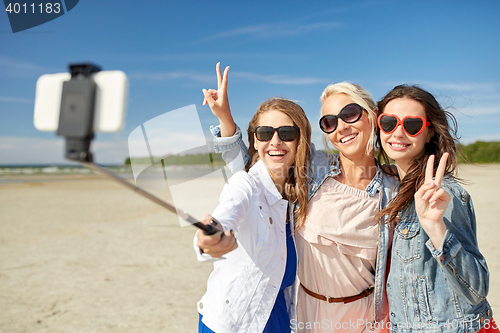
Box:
[202,89,207,93]
[211,220,218,226]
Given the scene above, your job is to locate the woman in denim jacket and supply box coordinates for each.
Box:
[376,85,497,333]
[203,63,398,332]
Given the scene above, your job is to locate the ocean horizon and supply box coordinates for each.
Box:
[0,163,229,185]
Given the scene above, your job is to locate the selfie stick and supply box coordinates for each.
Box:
[56,63,217,235]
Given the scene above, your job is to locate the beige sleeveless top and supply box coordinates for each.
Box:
[295,177,382,332]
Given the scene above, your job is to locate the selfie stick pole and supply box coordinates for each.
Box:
[57,63,217,235]
[81,162,216,234]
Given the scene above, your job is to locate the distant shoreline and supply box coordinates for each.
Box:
[0,164,229,185]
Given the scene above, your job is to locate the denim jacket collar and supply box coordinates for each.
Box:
[309,146,384,200]
[366,162,385,197]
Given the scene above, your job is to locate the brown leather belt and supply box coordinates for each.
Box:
[300,283,374,304]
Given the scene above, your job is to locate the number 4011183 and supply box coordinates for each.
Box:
[5,2,61,14]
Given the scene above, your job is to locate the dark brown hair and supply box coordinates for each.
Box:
[246,98,312,228]
[376,85,459,224]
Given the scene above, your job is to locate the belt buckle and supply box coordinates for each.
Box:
[325,296,331,302]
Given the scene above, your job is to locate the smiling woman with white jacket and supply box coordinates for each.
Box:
[194,64,311,333]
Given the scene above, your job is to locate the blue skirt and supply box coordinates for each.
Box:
[198,313,215,333]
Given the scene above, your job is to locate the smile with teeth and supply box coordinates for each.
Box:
[340,133,358,143]
[268,150,286,156]
[389,142,410,148]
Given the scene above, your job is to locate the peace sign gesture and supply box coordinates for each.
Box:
[202,62,236,137]
[414,153,451,247]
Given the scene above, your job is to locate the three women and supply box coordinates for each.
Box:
[196,63,495,332]
[200,63,397,332]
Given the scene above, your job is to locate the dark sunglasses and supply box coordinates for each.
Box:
[378,114,431,137]
[254,126,299,142]
[319,103,364,133]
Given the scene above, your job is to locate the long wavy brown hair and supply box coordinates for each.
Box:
[376,85,460,225]
[246,98,312,228]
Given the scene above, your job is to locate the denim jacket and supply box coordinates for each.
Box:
[210,125,399,324]
[386,177,492,333]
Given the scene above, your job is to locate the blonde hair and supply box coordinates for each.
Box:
[320,82,377,155]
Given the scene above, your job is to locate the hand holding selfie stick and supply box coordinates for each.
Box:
[53,63,217,236]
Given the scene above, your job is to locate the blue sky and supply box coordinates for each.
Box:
[1,0,500,165]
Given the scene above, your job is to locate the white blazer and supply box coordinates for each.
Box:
[194,160,298,333]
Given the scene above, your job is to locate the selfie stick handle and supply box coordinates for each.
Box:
[82,162,217,235]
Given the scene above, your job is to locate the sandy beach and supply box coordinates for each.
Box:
[0,164,499,333]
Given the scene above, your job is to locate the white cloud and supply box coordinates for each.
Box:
[311,129,326,150]
[0,56,46,71]
[456,106,500,116]
[131,70,328,86]
[380,81,500,117]
[0,137,128,165]
[382,81,500,93]
[141,104,206,158]
[419,82,500,93]
[0,137,64,164]
[0,56,55,78]
[460,133,500,145]
[129,71,213,83]
[92,140,129,164]
[381,81,500,96]
[232,72,328,85]
[0,96,33,103]
[192,22,339,44]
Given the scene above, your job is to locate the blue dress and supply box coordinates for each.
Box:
[199,221,297,333]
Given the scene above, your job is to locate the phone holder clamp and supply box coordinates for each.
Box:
[56,63,102,162]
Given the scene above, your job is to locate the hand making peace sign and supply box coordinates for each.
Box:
[414,153,451,247]
[202,62,236,137]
